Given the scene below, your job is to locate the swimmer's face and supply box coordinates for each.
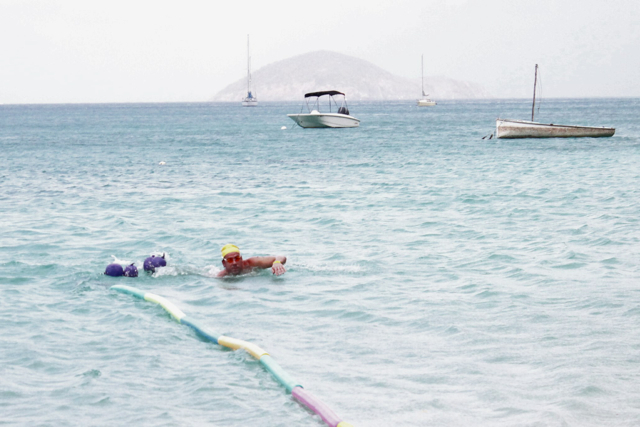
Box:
[222,252,243,275]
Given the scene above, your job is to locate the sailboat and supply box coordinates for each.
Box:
[242,35,257,107]
[417,54,436,107]
[496,65,614,138]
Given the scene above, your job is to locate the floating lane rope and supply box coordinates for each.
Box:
[111,285,354,427]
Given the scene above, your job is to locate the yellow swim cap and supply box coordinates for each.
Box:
[221,244,240,258]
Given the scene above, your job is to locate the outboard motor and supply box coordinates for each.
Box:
[337,106,349,115]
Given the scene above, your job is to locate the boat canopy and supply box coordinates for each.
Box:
[304,90,345,98]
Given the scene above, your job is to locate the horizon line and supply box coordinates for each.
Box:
[1,96,638,107]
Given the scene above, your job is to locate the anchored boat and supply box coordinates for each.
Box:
[496,65,614,139]
[287,91,360,128]
[417,54,436,107]
[496,119,615,139]
[242,35,257,107]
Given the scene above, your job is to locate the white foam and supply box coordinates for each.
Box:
[205,265,222,277]
[110,255,133,265]
[297,261,363,273]
[152,266,179,277]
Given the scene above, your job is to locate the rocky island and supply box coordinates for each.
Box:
[212,51,490,102]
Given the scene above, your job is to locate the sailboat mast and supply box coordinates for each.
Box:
[247,35,252,95]
[531,64,538,121]
[421,54,425,96]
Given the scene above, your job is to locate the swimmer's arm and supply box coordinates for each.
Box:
[246,256,287,275]
[216,269,228,278]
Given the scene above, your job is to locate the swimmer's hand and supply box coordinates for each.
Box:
[272,261,286,276]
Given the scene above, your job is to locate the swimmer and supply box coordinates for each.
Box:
[217,244,286,277]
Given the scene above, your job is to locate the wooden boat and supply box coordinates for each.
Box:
[496,119,615,138]
[496,64,614,139]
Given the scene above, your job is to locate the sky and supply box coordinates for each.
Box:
[1,0,639,104]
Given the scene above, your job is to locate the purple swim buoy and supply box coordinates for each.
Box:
[143,253,166,272]
[123,264,138,277]
[152,256,166,268]
[143,257,155,272]
[105,263,124,277]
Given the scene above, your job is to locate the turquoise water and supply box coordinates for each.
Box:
[1,99,639,426]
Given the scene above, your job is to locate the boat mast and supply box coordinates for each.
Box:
[531,64,538,121]
[421,54,425,97]
[247,35,252,96]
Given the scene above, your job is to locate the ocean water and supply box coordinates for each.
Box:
[1,98,639,427]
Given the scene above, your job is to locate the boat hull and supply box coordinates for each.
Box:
[417,100,436,107]
[287,113,360,128]
[496,119,615,139]
[242,99,258,107]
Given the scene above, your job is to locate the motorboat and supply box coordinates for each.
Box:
[287,91,360,128]
[496,64,614,139]
[417,54,436,107]
[242,35,257,107]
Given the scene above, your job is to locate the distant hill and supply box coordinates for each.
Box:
[212,51,491,102]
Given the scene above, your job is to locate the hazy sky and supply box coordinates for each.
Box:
[1,0,638,103]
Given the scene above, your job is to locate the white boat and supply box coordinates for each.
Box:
[496,119,615,138]
[287,91,360,128]
[496,64,614,139]
[417,98,436,107]
[417,54,436,107]
[242,35,257,107]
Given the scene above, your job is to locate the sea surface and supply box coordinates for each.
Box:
[1,98,639,427]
